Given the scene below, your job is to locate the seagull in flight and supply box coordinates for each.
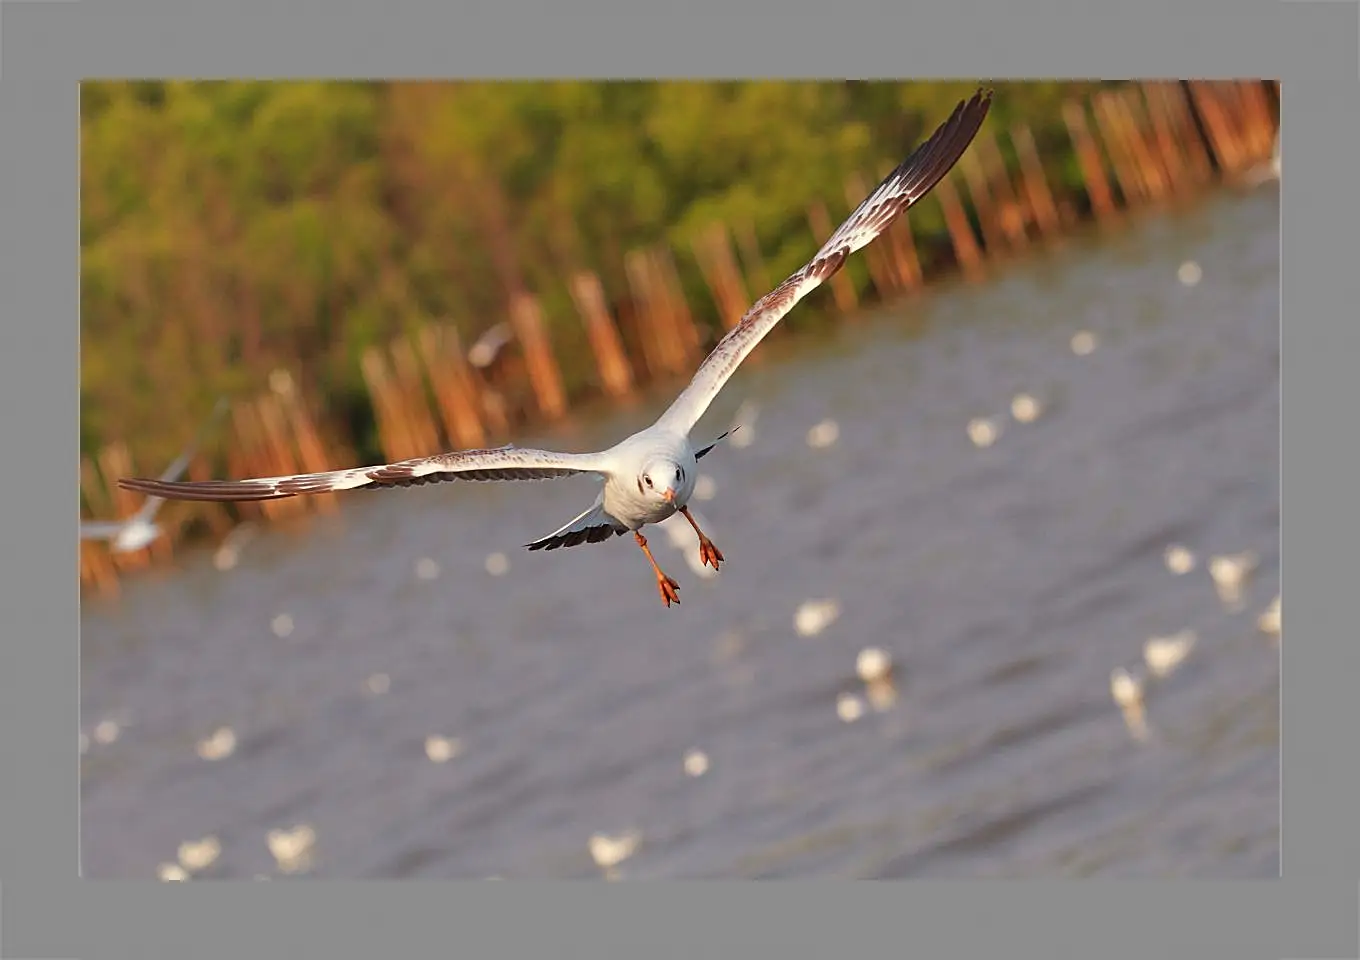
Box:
[84,397,230,554]
[120,90,993,606]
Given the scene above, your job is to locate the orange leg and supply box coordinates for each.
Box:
[634,531,681,607]
[679,506,725,571]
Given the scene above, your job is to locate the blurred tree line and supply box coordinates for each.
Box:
[80,80,1109,463]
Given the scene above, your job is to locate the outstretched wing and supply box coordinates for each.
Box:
[525,495,627,551]
[117,445,609,503]
[656,88,993,435]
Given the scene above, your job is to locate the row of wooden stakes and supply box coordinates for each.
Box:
[80,79,1280,599]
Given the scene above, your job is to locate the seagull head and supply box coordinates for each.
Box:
[638,460,685,507]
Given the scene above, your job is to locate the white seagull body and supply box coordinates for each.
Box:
[85,397,230,553]
[120,91,993,606]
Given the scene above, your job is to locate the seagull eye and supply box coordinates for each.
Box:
[675,467,682,481]
[644,476,652,487]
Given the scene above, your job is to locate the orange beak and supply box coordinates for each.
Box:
[662,488,676,504]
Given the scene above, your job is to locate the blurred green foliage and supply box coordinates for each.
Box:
[80,79,1110,463]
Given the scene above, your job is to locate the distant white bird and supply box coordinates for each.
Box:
[118,91,994,607]
[83,397,229,554]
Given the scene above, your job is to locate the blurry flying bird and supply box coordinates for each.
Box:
[83,397,229,554]
[119,91,993,607]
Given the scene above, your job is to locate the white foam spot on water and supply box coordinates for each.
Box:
[1010,393,1042,424]
[693,474,717,501]
[1144,630,1197,679]
[1178,260,1202,287]
[855,647,892,683]
[267,824,317,874]
[271,614,294,639]
[157,862,189,882]
[93,719,120,745]
[177,835,222,873]
[805,418,840,449]
[425,735,462,763]
[196,726,237,761]
[1070,330,1098,355]
[485,552,510,576]
[836,692,865,723]
[415,557,441,581]
[589,830,640,869]
[363,672,391,696]
[795,599,840,637]
[1163,544,1196,575]
[683,749,710,778]
[967,417,1000,448]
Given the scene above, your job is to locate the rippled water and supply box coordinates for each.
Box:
[81,186,1280,879]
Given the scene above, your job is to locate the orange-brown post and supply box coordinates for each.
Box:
[1139,82,1188,194]
[807,200,859,312]
[418,323,488,450]
[1115,88,1170,201]
[1063,100,1118,220]
[79,454,121,597]
[933,173,984,281]
[690,223,752,330]
[390,337,441,458]
[361,346,410,465]
[509,293,568,421]
[651,245,703,368]
[1091,92,1144,207]
[1011,122,1061,240]
[624,248,671,378]
[733,218,771,304]
[98,442,155,571]
[569,271,635,400]
[273,371,339,514]
[959,151,1008,255]
[255,395,307,519]
[977,132,1029,250]
[1189,81,1245,174]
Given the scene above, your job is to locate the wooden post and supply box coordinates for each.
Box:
[1091,92,1144,206]
[97,442,154,570]
[1238,79,1276,161]
[255,395,307,519]
[959,151,1008,255]
[886,209,924,292]
[273,371,339,514]
[569,271,635,400]
[508,293,568,421]
[1139,82,1189,194]
[361,347,409,465]
[1011,122,1061,240]
[977,132,1029,250]
[733,218,771,303]
[390,337,440,458]
[417,323,488,450]
[1063,100,1118,220]
[1158,81,1214,182]
[933,174,984,280]
[1188,81,1245,174]
[79,454,121,597]
[807,199,858,312]
[1120,89,1175,199]
[624,248,671,378]
[690,222,752,330]
[651,245,702,367]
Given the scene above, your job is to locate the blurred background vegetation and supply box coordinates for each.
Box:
[80,80,1112,464]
